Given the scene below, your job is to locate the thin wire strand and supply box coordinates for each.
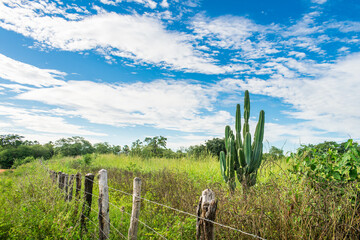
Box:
[45,166,266,240]
[107,200,168,240]
[73,197,127,239]
[107,185,266,240]
[86,191,167,239]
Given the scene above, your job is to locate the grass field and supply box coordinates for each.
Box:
[1,154,359,239]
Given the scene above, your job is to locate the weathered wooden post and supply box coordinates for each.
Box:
[98,169,110,240]
[196,189,217,240]
[73,173,82,216]
[75,172,82,198]
[80,173,95,233]
[67,174,75,201]
[64,174,69,200]
[128,177,142,240]
[57,171,62,189]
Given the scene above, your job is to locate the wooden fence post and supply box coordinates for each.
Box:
[128,177,141,240]
[80,173,95,233]
[57,171,62,189]
[67,174,75,201]
[75,172,82,199]
[64,174,69,200]
[196,189,217,240]
[98,169,110,240]
[74,173,82,217]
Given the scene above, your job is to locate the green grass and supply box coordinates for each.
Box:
[1,154,360,239]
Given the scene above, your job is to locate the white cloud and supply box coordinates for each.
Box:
[219,52,360,140]
[16,80,232,135]
[0,0,226,74]
[0,105,106,136]
[311,0,327,4]
[100,0,158,9]
[0,53,66,87]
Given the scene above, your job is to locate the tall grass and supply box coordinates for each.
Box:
[1,154,360,239]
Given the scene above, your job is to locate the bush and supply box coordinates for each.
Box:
[83,153,93,166]
[289,139,360,185]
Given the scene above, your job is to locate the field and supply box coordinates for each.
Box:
[1,151,359,239]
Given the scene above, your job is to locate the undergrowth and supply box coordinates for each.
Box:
[1,154,360,239]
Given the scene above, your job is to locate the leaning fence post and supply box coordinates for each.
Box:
[98,169,110,240]
[67,174,75,201]
[196,189,217,240]
[80,173,95,233]
[128,177,141,240]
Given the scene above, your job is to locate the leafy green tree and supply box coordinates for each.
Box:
[130,139,143,156]
[269,146,284,158]
[122,145,130,155]
[143,136,167,157]
[205,138,225,159]
[54,136,94,156]
[187,144,208,159]
[111,145,121,155]
[94,142,112,154]
[0,134,24,148]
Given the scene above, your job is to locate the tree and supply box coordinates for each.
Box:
[122,145,130,155]
[0,134,24,148]
[205,138,225,159]
[54,136,94,156]
[143,136,167,157]
[269,146,284,158]
[94,142,112,154]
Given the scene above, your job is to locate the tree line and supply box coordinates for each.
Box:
[0,134,230,169]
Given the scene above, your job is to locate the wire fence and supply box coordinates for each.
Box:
[39,160,266,240]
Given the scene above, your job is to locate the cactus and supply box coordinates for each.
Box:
[220,90,265,191]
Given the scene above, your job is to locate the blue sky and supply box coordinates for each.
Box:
[0,0,359,151]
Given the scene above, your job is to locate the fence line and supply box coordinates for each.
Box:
[39,161,266,240]
[106,184,266,240]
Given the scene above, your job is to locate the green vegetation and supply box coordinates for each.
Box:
[1,129,360,239]
[220,90,265,191]
[1,139,360,239]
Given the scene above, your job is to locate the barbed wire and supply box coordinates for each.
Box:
[42,163,266,240]
[107,185,266,240]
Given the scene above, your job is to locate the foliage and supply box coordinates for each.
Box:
[290,139,360,185]
[83,153,93,166]
[220,90,265,191]
[0,134,24,148]
[12,156,36,169]
[54,136,94,156]
[0,144,54,169]
[205,138,225,159]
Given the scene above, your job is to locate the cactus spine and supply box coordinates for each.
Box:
[220,90,265,191]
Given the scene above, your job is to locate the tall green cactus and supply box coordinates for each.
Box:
[220,90,265,191]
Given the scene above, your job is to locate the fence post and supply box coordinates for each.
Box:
[75,172,82,198]
[98,169,110,240]
[64,174,69,200]
[67,174,75,201]
[74,173,82,217]
[57,171,62,189]
[80,173,95,233]
[196,189,217,240]
[128,177,141,240]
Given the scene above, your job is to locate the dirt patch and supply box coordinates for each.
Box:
[0,169,9,174]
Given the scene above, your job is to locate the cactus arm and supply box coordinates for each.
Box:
[244,132,252,167]
[220,151,228,182]
[243,90,250,139]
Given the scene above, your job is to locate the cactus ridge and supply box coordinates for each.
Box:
[220,90,265,191]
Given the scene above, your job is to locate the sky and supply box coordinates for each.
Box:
[0,0,359,152]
